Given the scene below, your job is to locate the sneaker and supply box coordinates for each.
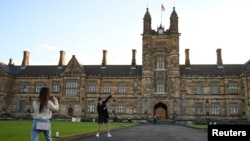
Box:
[96,133,99,137]
[107,133,112,137]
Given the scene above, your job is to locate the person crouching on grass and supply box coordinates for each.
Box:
[96,93,112,137]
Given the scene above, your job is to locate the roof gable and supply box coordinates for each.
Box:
[62,55,84,76]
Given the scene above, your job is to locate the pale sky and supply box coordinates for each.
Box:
[0,0,249,66]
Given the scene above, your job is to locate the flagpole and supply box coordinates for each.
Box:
[161,3,165,26]
[161,8,162,25]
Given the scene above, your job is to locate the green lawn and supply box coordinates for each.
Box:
[186,124,208,130]
[0,120,137,141]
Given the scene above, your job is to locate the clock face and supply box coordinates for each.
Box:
[158,29,163,34]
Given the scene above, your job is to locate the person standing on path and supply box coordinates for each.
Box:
[153,115,157,125]
[96,93,112,137]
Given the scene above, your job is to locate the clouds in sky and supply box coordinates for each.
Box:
[179,0,250,64]
[0,0,249,66]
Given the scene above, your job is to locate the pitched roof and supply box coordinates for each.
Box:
[0,63,247,77]
[180,64,243,76]
[0,64,142,77]
[84,65,142,76]
[0,62,22,75]
[18,66,64,76]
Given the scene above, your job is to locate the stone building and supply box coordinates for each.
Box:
[0,7,249,122]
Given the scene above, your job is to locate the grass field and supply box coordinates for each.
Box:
[186,124,208,130]
[0,120,137,141]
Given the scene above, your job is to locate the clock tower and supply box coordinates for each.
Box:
[142,7,181,119]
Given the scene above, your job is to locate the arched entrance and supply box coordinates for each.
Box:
[68,104,74,116]
[154,102,167,119]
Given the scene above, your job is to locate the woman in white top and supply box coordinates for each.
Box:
[31,87,59,141]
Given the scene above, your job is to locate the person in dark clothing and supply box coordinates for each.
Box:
[153,115,157,125]
[96,94,112,137]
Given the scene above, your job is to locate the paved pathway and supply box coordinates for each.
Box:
[72,124,207,141]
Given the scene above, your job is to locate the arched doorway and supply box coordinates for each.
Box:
[68,104,74,116]
[154,102,167,119]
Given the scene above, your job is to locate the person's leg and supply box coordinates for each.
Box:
[96,116,102,137]
[104,117,112,137]
[106,122,110,133]
[31,120,40,141]
[97,124,101,133]
[31,130,40,141]
[43,130,52,141]
[96,124,102,137]
[106,123,112,137]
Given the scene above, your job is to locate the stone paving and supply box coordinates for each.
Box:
[62,124,208,141]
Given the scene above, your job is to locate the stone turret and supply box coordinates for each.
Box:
[169,7,178,34]
[143,8,152,34]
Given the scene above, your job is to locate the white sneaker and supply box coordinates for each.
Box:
[96,133,99,137]
[107,133,112,137]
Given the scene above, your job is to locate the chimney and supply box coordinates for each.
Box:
[8,58,14,66]
[185,49,190,68]
[21,51,30,67]
[58,50,65,67]
[216,48,223,68]
[131,49,136,68]
[102,50,107,67]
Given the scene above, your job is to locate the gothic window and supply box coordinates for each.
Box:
[87,103,95,113]
[157,43,164,49]
[88,82,96,93]
[103,83,111,93]
[107,103,112,113]
[35,83,45,93]
[156,83,165,93]
[118,83,126,94]
[194,85,203,94]
[133,82,137,89]
[229,84,238,94]
[52,83,60,93]
[156,57,165,69]
[156,71,164,78]
[133,106,139,113]
[19,83,28,93]
[181,82,185,90]
[211,104,220,115]
[195,103,203,115]
[117,105,125,113]
[65,80,78,96]
[230,104,239,115]
[18,101,26,112]
[211,84,219,94]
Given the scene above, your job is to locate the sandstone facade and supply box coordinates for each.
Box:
[0,7,249,122]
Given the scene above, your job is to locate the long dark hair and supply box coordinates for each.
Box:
[38,87,50,113]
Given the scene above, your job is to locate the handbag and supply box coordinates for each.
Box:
[36,122,51,130]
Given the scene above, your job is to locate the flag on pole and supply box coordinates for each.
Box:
[161,4,165,11]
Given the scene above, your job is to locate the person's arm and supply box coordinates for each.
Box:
[103,94,112,104]
[48,96,59,111]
